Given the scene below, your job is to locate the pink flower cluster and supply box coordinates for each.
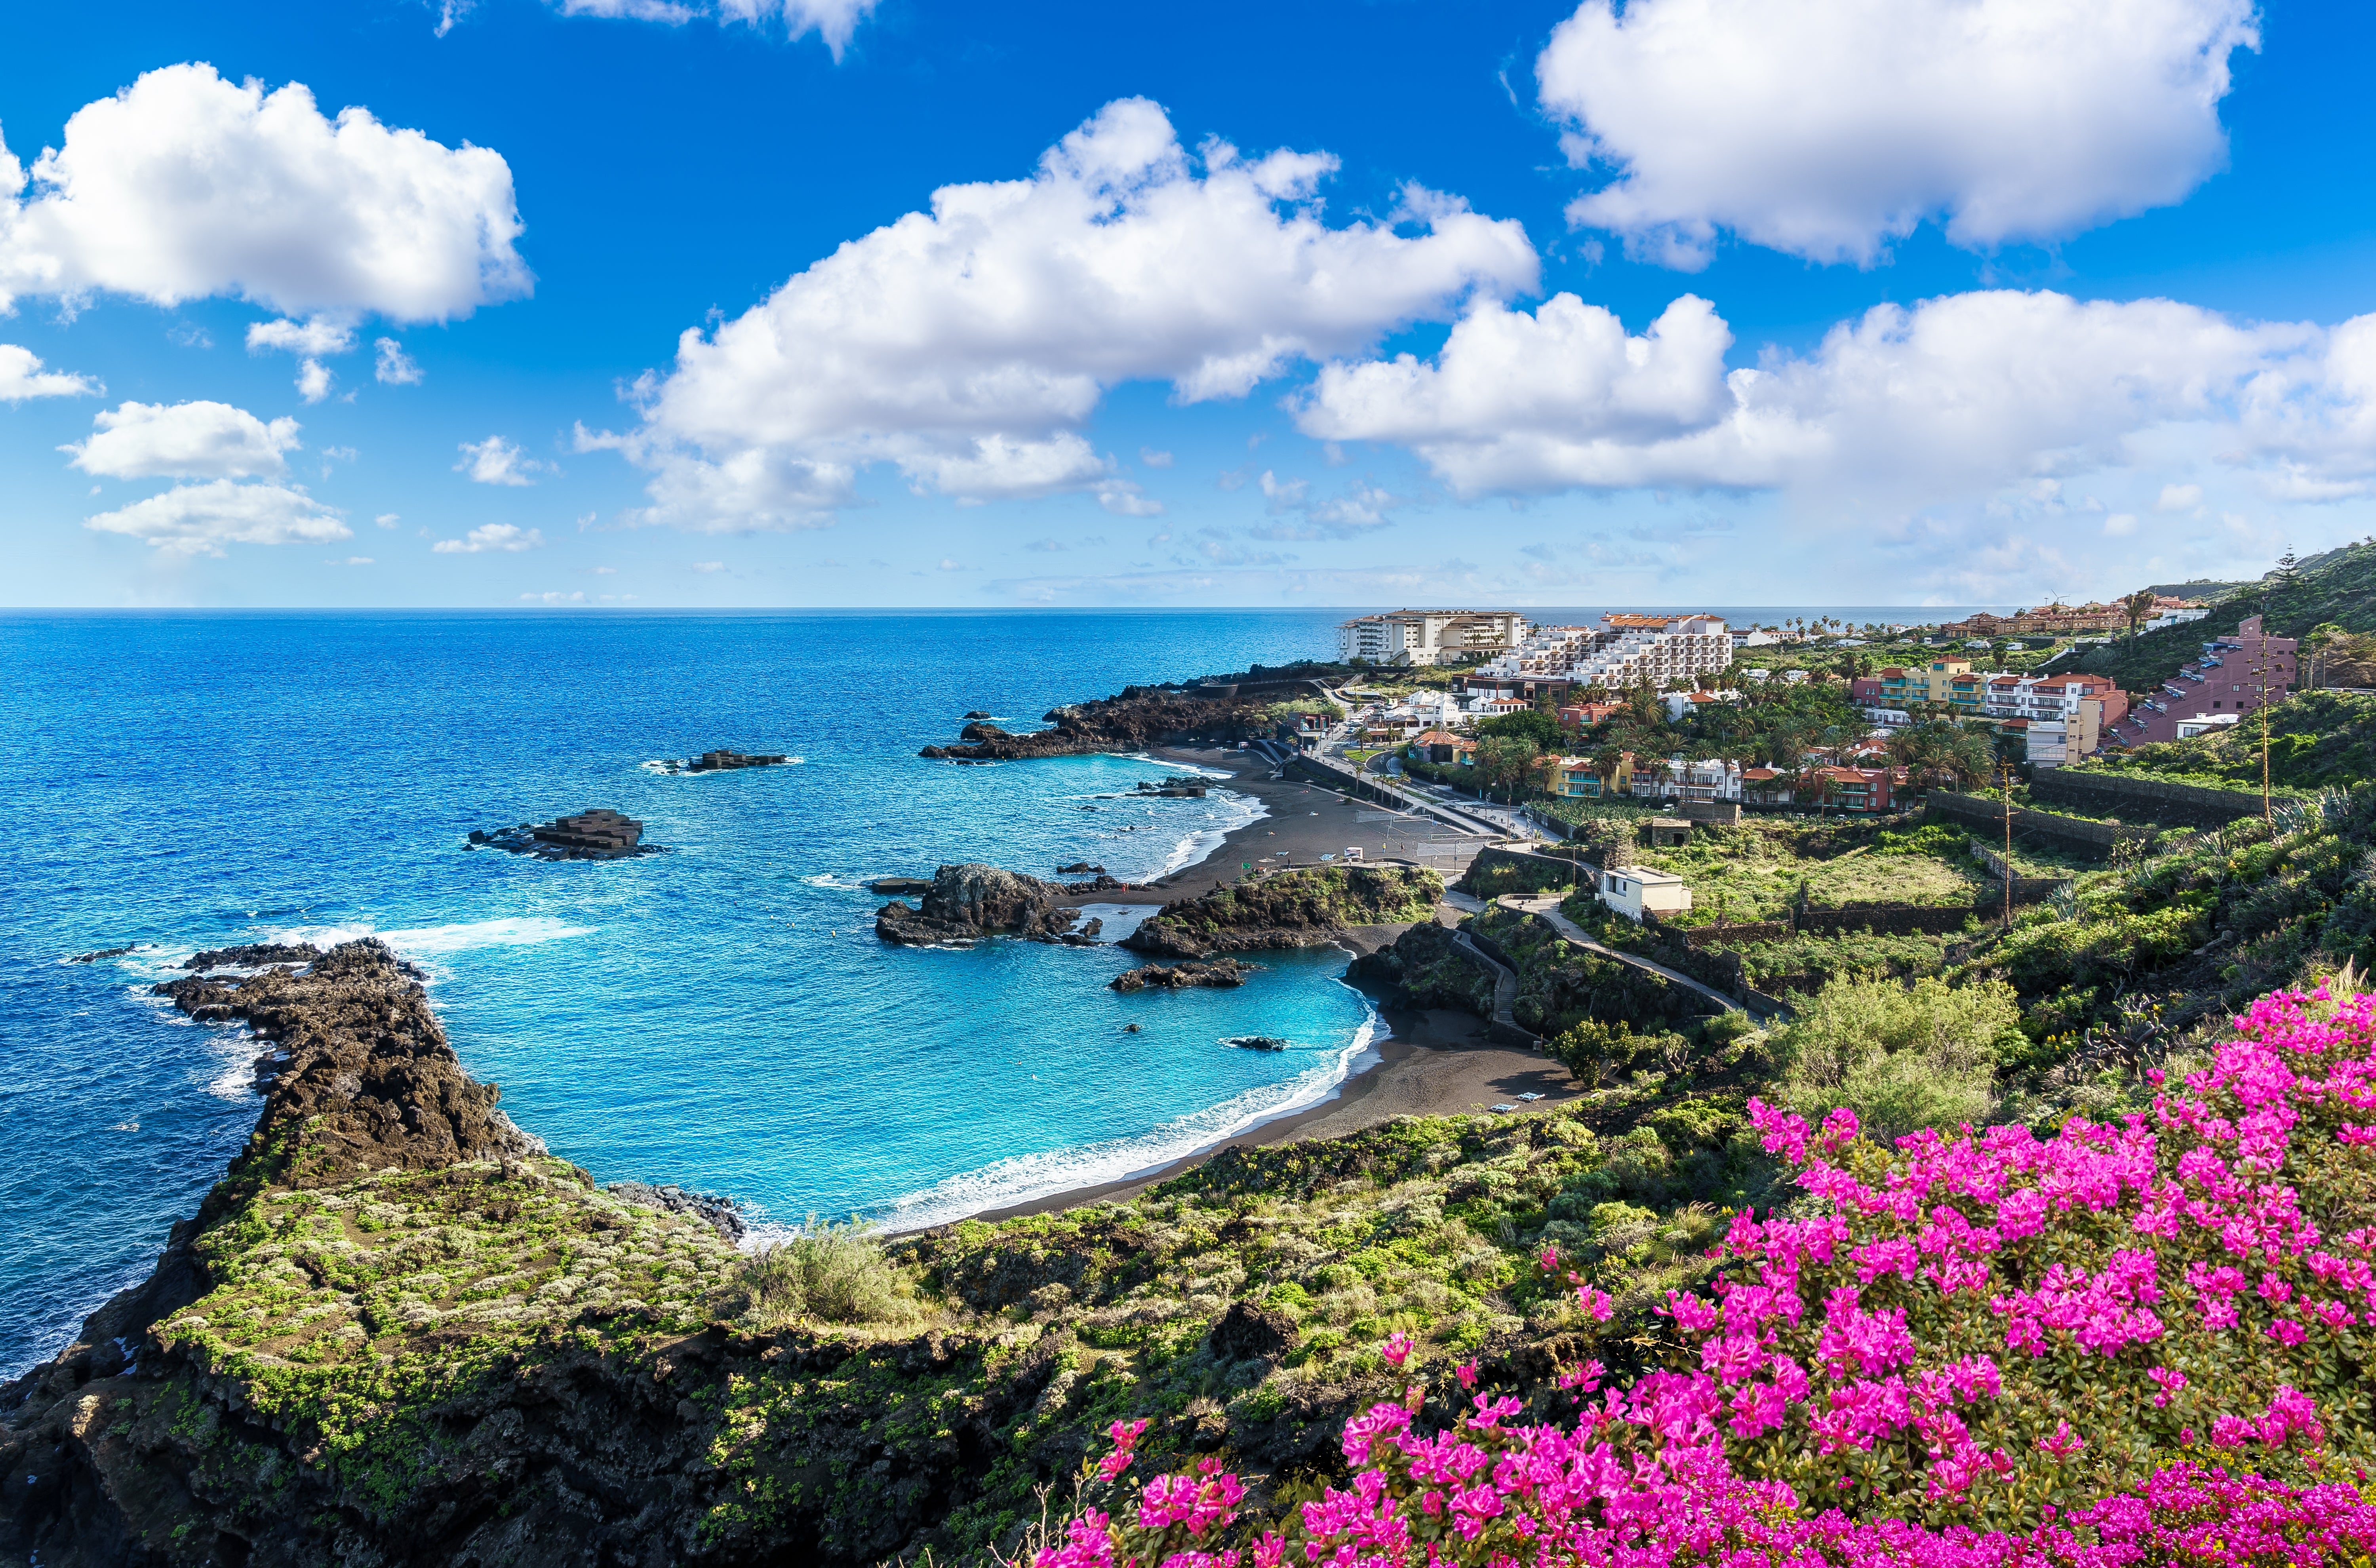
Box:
[1031,985,2376,1568]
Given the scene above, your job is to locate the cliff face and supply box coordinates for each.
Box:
[917,692,1271,761]
[1121,866,1442,959]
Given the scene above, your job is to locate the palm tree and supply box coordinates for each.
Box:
[2122,588,2157,642]
[1591,744,1628,799]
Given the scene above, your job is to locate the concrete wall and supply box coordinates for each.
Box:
[2029,768,2267,828]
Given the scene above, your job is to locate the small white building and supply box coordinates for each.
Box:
[1598,866,1693,921]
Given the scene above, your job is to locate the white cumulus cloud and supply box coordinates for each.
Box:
[0,63,529,320]
[433,522,544,553]
[597,98,1534,531]
[0,343,98,400]
[64,400,301,479]
[374,337,423,385]
[1299,287,2376,515]
[456,435,551,486]
[85,479,348,555]
[1538,0,2257,268]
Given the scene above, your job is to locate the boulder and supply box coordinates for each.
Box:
[874,864,1078,946]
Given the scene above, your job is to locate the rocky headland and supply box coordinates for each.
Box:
[917,689,1274,761]
[1108,957,1264,992]
[468,808,659,860]
[1121,865,1443,959]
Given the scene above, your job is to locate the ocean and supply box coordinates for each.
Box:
[0,604,1995,1376]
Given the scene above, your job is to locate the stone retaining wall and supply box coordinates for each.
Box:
[1926,789,2154,853]
[2029,768,2267,828]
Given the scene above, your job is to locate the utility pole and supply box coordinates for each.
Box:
[2000,763,2016,928]
[2254,632,2272,829]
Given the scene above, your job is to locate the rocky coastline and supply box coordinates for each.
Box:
[917,689,1274,761]
[8,932,1565,1568]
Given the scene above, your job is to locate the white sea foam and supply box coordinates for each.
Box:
[802,873,875,892]
[1157,790,1268,879]
[218,915,596,961]
[872,995,1383,1235]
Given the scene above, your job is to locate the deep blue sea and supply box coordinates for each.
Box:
[0,605,1991,1376]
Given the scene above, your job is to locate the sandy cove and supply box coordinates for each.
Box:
[973,746,1580,1224]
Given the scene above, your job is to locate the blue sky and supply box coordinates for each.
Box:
[4,0,2374,609]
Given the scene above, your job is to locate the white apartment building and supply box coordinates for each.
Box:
[1469,613,1735,691]
[1337,609,1529,667]
[1628,757,1744,804]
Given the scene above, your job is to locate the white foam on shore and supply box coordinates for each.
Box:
[1157,789,1267,879]
[870,992,1382,1235]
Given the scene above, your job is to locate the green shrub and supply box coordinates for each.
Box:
[1774,974,2022,1140]
[740,1217,921,1328]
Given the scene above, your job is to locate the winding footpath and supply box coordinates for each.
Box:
[1505,894,1748,1017]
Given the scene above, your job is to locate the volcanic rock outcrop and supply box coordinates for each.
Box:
[1122,865,1443,959]
[664,749,792,773]
[469,807,659,860]
[1109,958,1263,992]
[874,863,1092,946]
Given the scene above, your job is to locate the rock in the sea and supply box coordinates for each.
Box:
[607,1181,745,1243]
[1063,873,1127,894]
[873,863,1079,946]
[868,875,934,895]
[1109,958,1263,993]
[470,809,660,861]
[68,944,142,963]
[1222,1035,1289,1051]
[1055,861,1106,875]
[663,749,792,774]
[1133,776,1209,797]
[962,710,993,719]
[182,942,323,972]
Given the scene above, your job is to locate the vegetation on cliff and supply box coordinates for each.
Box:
[1123,865,1441,959]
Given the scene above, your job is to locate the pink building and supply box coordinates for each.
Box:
[2104,615,2296,750]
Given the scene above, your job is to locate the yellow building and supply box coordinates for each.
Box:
[1541,753,1634,798]
[1877,659,1982,713]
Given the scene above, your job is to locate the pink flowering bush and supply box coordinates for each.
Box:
[1031,984,2376,1566]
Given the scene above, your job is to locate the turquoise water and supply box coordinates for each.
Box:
[0,603,1995,1375]
[0,610,1373,1375]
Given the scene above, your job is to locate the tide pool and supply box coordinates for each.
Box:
[0,609,1367,1375]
